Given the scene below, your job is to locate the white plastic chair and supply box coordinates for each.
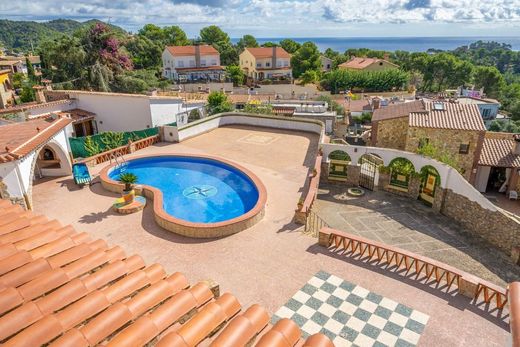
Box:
[510,191,519,200]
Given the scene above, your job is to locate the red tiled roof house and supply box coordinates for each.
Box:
[339,57,399,72]
[371,100,486,183]
[162,45,225,82]
[239,47,292,82]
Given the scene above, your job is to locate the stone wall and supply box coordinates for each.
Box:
[441,189,520,255]
[406,127,483,182]
[373,117,408,150]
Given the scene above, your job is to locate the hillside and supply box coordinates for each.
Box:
[0,19,126,52]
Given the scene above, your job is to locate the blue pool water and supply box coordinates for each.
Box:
[109,156,259,223]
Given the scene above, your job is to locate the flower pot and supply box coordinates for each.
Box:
[122,189,135,203]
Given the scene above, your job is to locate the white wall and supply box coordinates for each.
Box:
[26,100,77,118]
[321,142,497,211]
[149,98,185,126]
[70,92,153,132]
[475,166,491,193]
[0,161,23,197]
[171,112,324,143]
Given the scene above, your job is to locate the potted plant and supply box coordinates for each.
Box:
[297,197,305,211]
[119,173,138,203]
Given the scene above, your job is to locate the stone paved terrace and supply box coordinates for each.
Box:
[314,183,520,287]
[32,125,510,346]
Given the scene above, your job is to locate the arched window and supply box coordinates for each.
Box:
[388,157,415,189]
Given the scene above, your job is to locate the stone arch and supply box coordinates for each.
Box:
[388,157,416,189]
[358,153,383,165]
[327,150,351,182]
[419,165,441,186]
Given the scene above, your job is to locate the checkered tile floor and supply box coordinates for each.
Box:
[272,271,429,347]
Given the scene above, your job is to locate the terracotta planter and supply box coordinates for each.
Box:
[122,189,135,203]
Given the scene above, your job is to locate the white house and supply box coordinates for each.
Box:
[0,115,73,210]
[162,45,225,82]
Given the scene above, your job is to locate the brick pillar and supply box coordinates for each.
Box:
[459,275,479,299]
[346,164,361,186]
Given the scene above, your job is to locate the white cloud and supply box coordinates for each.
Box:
[1,0,520,35]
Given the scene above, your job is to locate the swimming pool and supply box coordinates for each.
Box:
[101,155,266,238]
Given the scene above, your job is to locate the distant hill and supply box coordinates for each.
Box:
[0,19,127,52]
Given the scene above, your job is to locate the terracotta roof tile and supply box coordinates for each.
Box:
[0,202,334,346]
[372,100,425,121]
[0,116,72,163]
[245,47,291,59]
[409,102,486,131]
[479,137,520,168]
[338,57,398,70]
[166,45,219,56]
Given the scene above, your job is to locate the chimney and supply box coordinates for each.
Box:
[372,98,380,110]
[383,53,390,61]
[42,79,53,91]
[195,45,201,68]
[272,46,277,69]
[513,134,520,155]
[32,85,46,103]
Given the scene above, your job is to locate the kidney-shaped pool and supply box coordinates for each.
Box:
[101,155,267,238]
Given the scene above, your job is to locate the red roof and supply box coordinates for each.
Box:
[0,116,72,163]
[0,200,334,346]
[245,47,291,59]
[165,45,219,56]
[409,102,485,131]
[339,57,398,70]
[372,100,425,122]
[479,137,520,168]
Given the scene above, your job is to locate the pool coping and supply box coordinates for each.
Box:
[99,153,267,238]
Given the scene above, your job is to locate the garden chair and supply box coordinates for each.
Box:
[510,190,519,201]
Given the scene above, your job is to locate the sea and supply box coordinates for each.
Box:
[230,37,520,52]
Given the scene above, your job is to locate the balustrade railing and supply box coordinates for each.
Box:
[319,227,509,311]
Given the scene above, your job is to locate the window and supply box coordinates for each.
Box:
[266,62,270,67]
[256,63,261,68]
[482,108,491,119]
[211,59,217,66]
[418,138,429,149]
[189,60,195,67]
[201,59,206,66]
[459,143,470,154]
[284,60,289,67]
[177,61,184,68]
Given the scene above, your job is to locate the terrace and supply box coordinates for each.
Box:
[20,124,512,345]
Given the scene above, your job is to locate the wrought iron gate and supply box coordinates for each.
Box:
[359,155,381,191]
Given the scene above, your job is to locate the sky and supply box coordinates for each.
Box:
[1,0,520,37]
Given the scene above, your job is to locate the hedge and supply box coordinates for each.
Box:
[69,127,159,159]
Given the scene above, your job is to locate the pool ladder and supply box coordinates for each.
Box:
[112,153,128,173]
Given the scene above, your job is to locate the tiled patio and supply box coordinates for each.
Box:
[314,183,520,287]
[32,125,510,346]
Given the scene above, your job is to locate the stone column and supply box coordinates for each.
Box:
[432,187,446,213]
[378,172,390,190]
[408,176,421,199]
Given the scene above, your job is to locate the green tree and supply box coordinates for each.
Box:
[299,70,319,85]
[200,25,230,45]
[126,35,162,69]
[11,72,24,89]
[243,103,273,114]
[236,34,258,52]
[138,24,188,46]
[207,91,233,114]
[473,66,505,98]
[261,41,277,47]
[279,39,301,54]
[26,56,36,81]
[290,41,321,78]
[225,65,245,86]
[213,40,239,66]
[20,83,35,102]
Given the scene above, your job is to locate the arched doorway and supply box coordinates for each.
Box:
[328,150,351,181]
[27,141,72,209]
[358,153,383,190]
[418,165,441,206]
[388,157,416,189]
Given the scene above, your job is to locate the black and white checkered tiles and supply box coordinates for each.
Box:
[272,271,429,347]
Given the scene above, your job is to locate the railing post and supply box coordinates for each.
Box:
[458,275,479,299]
[510,282,520,347]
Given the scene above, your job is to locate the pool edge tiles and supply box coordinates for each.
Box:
[99,154,267,238]
[272,271,430,347]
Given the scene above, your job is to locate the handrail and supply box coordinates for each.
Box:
[318,227,509,310]
[510,282,520,347]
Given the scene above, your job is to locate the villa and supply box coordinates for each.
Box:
[161,45,225,83]
[0,107,518,346]
[239,47,292,82]
[338,57,399,72]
